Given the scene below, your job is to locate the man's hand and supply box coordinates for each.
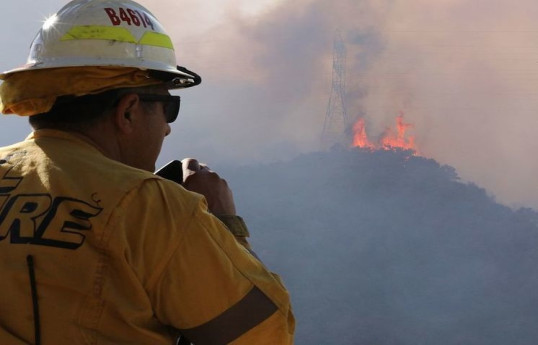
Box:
[181,158,236,215]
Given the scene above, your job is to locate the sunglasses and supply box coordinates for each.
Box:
[137,94,181,123]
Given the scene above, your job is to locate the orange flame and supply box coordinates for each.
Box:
[352,118,375,149]
[351,113,419,153]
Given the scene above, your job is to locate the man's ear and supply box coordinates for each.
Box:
[113,93,140,134]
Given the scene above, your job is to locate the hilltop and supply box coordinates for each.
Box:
[222,148,538,345]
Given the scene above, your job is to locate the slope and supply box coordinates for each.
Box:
[222,148,538,345]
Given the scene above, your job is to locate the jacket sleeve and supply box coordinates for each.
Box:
[129,179,295,344]
[215,214,252,250]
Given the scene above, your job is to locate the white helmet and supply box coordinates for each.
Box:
[0,0,200,88]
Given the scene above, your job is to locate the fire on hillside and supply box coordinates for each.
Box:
[351,113,419,154]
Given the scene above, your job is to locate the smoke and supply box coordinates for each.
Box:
[358,0,538,209]
[1,0,536,208]
[148,0,389,163]
[145,0,538,209]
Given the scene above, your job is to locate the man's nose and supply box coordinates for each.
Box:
[165,123,171,136]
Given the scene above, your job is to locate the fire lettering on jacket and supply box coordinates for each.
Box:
[0,194,102,250]
[0,156,103,249]
[0,165,23,194]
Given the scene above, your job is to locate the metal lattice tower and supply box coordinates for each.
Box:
[322,31,348,149]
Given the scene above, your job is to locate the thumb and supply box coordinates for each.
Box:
[181,158,199,183]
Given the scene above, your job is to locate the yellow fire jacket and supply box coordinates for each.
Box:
[0,130,294,344]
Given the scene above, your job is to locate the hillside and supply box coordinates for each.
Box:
[222,148,538,345]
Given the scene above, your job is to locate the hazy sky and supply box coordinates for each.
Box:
[1,0,538,209]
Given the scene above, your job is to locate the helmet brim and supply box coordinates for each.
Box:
[1,64,201,90]
[152,65,202,89]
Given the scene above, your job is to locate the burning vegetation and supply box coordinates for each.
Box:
[352,113,419,154]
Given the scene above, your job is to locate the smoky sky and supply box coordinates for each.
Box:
[149,0,538,209]
[1,0,538,209]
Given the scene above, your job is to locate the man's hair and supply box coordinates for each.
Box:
[28,85,164,131]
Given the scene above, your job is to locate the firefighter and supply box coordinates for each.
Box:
[0,0,294,344]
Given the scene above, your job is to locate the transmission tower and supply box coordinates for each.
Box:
[321,31,349,149]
